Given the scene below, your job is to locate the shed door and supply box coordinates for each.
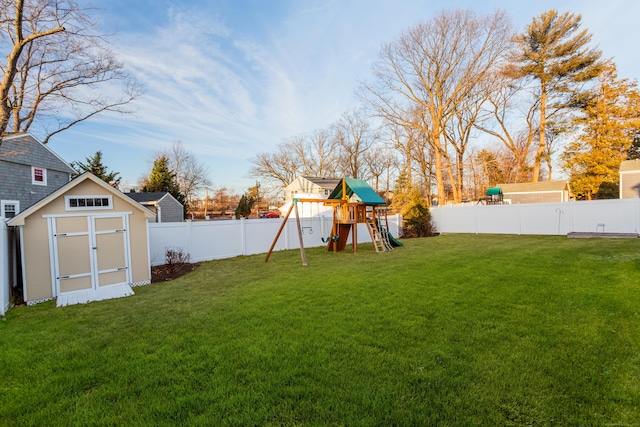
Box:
[52,214,130,295]
[53,216,93,293]
[92,216,129,288]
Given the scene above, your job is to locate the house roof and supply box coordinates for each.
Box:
[284,176,342,193]
[302,176,342,190]
[496,181,571,193]
[0,132,74,174]
[7,172,156,226]
[327,178,386,205]
[127,191,169,203]
[620,159,640,172]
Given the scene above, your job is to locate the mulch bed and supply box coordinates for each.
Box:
[151,262,200,283]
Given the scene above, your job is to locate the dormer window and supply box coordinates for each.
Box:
[65,195,113,211]
[32,167,47,185]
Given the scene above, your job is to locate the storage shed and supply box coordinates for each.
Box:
[126,191,184,222]
[7,173,155,307]
[619,159,640,198]
[496,181,572,204]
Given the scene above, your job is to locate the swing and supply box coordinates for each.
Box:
[321,204,338,243]
[301,202,313,234]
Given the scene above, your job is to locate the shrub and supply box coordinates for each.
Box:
[402,197,437,238]
[164,246,191,274]
[391,171,437,238]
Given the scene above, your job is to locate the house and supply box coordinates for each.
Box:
[126,191,184,222]
[284,176,341,201]
[619,159,640,198]
[496,181,572,204]
[7,172,155,307]
[0,133,74,219]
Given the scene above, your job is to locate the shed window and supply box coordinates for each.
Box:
[65,196,113,211]
[32,167,47,185]
[1,200,19,219]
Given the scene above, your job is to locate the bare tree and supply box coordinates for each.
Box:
[249,147,302,188]
[332,108,379,179]
[156,141,211,205]
[0,0,143,146]
[386,123,415,183]
[411,123,437,203]
[362,9,513,204]
[474,77,538,182]
[278,132,339,179]
[363,147,396,193]
[249,129,341,188]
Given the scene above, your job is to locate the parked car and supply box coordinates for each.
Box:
[260,212,280,218]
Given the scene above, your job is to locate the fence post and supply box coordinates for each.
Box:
[518,203,522,235]
[1,220,8,316]
[187,220,193,259]
[632,200,640,233]
[475,205,479,234]
[240,217,246,255]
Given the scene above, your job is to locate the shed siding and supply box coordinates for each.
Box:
[158,196,183,222]
[20,179,151,302]
[504,191,563,204]
[620,171,640,199]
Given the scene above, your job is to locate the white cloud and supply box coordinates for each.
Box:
[56,0,640,194]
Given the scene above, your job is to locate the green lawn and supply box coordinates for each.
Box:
[1,234,639,426]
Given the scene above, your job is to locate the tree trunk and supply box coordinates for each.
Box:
[532,81,547,182]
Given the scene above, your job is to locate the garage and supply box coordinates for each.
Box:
[8,173,155,306]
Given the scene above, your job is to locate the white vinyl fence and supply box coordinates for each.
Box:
[432,198,640,235]
[148,215,403,266]
[1,220,9,316]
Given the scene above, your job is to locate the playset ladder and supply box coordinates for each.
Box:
[366,217,392,252]
[378,222,395,251]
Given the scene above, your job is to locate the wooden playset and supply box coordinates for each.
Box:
[265,178,401,266]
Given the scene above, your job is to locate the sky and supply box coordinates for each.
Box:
[46,0,640,194]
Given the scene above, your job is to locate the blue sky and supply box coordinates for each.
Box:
[47,0,640,194]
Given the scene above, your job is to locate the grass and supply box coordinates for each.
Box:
[1,234,640,426]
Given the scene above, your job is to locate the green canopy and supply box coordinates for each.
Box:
[327,178,386,205]
[486,187,502,196]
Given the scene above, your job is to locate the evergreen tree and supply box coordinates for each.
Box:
[235,194,255,219]
[627,136,640,160]
[391,170,436,237]
[142,156,187,216]
[562,62,640,200]
[71,151,121,187]
[508,10,602,182]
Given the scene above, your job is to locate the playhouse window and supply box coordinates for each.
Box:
[32,167,47,185]
[65,196,113,211]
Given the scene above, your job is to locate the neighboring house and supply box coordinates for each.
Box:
[0,133,74,219]
[619,159,640,198]
[496,181,572,204]
[126,192,184,222]
[7,172,155,307]
[284,176,341,201]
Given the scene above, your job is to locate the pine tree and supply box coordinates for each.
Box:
[562,62,640,199]
[508,10,602,182]
[391,170,435,237]
[235,194,255,219]
[71,151,121,187]
[142,156,186,214]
